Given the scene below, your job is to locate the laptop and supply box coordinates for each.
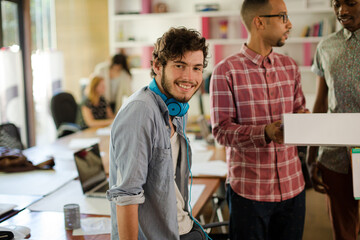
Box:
[197,115,214,145]
[74,143,109,198]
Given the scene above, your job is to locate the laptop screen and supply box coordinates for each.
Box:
[74,144,107,193]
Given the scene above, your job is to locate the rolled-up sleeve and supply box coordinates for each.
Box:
[107,100,155,206]
[311,44,325,77]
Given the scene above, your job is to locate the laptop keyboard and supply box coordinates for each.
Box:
[95,183,109,193]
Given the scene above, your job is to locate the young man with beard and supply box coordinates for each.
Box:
[307,0,360,239]
[210,0,309,239]
[106,27,209,240]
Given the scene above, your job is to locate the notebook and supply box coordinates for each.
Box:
[74,144,109,198]
[0,203,17,215]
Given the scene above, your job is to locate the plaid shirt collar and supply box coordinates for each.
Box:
[240,43,275,67]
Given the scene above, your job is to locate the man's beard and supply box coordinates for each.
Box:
[160,69,198,103]
[276,38,285,47]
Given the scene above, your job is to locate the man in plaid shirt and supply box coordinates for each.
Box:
[210,0,309,239]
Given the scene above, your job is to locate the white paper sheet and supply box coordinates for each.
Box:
[189,184,205,209]
[191,160,227,177]
[96,127,111,136]
[68,138,100,149]
[283,113,360,146]
[28,180,111,215]
[72,218,111,236]
[0,170,77,196]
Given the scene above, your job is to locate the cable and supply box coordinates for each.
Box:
[183,117,213,240]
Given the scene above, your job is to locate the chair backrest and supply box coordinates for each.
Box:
[50,92,78,129]
[0,123,24,150]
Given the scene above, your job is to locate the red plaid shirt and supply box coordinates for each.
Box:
[210,44,306,202]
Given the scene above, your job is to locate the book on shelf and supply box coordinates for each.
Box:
[301,18,333,38]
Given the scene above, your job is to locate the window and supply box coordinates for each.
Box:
[0,0,28,146]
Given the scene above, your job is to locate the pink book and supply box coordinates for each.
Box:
[202,17,210,39]
[303,42,312,66]
[141,0,151,14]
[141,46,153,68]
[214,45,223,65]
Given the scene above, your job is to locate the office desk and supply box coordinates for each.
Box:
[1,127,226,238]
[0,178,220,240]
[23,127,226,176]
[23,127,110,173]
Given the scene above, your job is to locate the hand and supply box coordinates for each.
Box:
[265,120,283,144]
[297,108,310,114]
[307,162,329,194]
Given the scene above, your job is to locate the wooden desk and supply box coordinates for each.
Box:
[0,178,220,240]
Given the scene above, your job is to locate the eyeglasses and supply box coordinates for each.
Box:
[258,14,289,24]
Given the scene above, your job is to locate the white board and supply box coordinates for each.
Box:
[283,113,360,146]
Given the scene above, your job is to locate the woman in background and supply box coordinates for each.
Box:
[82,76,114,128]
[93,53,132,113]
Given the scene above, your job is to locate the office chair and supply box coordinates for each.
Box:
[0,122,24,150]
[50,92,82,138]
[203,221,229,240]
[201,191,229,239]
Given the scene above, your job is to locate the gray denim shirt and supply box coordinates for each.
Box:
[106,86,192,240]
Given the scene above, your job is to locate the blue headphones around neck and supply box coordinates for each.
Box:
[149,78,189,117]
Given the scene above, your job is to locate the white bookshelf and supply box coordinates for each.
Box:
[108,0,336,113]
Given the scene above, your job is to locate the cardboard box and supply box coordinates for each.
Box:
[283,113,360,146]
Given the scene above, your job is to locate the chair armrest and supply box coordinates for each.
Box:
[57,123,81,138]
[202,221,229,229]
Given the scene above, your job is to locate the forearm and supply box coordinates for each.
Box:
[116,204,139,240]
[307,146,319,165]
[212,120,266,148]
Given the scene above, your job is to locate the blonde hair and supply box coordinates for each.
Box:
[88,76,104,105]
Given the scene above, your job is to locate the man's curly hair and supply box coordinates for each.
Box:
[150,27,208,78]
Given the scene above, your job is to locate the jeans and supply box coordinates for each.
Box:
[227,185,305,240]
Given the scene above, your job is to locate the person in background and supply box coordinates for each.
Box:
[81,76,114,128]
[106,27,209,240]
[93,53,132,113]
[307,0,360,239]
[210,0,309,239]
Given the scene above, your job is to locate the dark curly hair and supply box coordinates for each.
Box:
[150,27,208,78]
